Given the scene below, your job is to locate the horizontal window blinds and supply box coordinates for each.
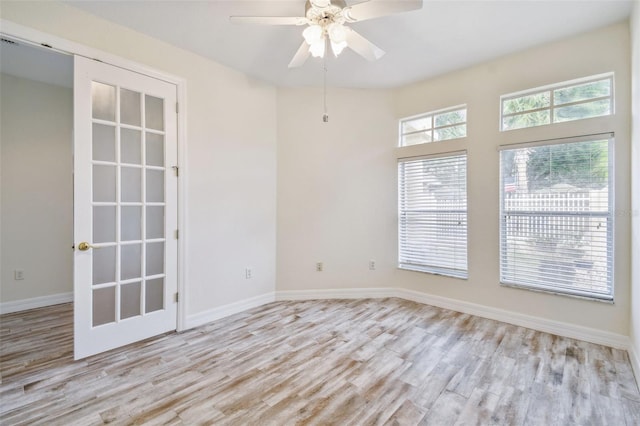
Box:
[499,138,613,300]
[398,153,468,278]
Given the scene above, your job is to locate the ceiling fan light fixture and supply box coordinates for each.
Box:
[309,38,326,58]
[231,0,425,67]
[330,40,347,56]
[327,22,347,44]
[302,24,323,45]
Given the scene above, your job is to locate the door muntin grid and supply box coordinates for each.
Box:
[90,82,167,327]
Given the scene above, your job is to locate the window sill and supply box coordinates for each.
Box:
[398,265,468,281]
[500,281,614,304]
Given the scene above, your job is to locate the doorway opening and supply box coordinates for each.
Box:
[0,37,74,313]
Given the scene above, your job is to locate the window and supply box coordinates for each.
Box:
[398,152,468,278]
[499,135,613,300]
[500,73,613,131]
[400,106,467,146]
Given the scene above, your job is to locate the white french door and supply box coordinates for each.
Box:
[73,55,178,360]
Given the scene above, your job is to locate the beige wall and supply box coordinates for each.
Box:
[277,22,632,336]
[629,2,640,367]
[0,73,73,302]
[277,88,397,291]
[0,1,278,316]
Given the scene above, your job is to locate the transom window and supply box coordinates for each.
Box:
[500,73,613,131]
[399,106,467,146]
[499,135,613,301]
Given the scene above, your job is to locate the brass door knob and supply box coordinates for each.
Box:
[78,242,93,251]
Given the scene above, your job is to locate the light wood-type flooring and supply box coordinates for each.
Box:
[1,298,640,425]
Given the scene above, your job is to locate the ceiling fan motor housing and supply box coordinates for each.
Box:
[306,0,348,26]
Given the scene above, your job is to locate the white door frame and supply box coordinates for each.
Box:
[0,19,189,332]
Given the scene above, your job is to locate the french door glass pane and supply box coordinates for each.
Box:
[146,133,164,166]
[121,167,142,202]
[120,88,142,126]
[146,170,164,202]
[121,282,142,319]
[93,165,116,202]
[145,95,164,131]
[92,124,116,162]
[93,206,116,243]
[93,286,116,326]
[146,242,164,276]
[91,82,116,121]
[146,206,164,239]
[145,278,164,313]
[93,246,116,285]
[121,206,142,241]
[121,128,142,165]
[121,244,142,280]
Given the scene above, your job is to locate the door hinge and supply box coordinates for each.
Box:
[174,292,179,303]
[175,229,179,239]
[176,102,179,113]
[172,165,179,177]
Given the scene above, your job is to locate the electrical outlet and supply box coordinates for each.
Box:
[14,270,24,280]
[245,267,253,279]
[316,262,323,272]
[369,260,376,271]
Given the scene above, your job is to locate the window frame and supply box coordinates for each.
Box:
[398,151,468,279]
[399,105,467,147]
[498,133,614,301]
[499,73,614,132]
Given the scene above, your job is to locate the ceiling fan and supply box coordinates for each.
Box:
[230,0,423,68]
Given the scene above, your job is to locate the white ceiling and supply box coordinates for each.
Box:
[17,1,638,89]
[64,0,634,88]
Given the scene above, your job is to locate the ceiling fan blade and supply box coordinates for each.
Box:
[288,41,311,68]
[229,16,308,26]
[345,28,385,61]
[343,0,423,22]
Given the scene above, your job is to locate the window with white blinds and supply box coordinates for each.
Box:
[499,136,613,300]
[398,152,468,278]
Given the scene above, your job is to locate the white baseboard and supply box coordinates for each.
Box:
[276,287,396,301]
[0,292,73,315]
[274,287,629,350]
[184,292,276,329]
[395,288,629,350]
[630,339,640,386]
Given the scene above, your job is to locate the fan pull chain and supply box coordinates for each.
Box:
[322,53,329,123]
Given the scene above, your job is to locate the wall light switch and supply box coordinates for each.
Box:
[14,270,24,280]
